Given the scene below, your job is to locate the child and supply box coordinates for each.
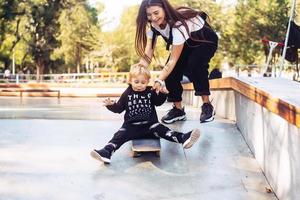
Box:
[90,65,200,164]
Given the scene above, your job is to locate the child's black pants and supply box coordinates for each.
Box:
[107,122,184,150]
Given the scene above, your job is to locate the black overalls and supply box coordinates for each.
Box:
[151,19,218,102]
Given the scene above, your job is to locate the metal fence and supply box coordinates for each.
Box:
[224,64,300,81]
[0,65,299,84]
[0,71,161,84]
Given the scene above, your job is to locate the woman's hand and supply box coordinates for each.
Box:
[153,81,161,92]
[103,98,115,106]
[153,79,169,94]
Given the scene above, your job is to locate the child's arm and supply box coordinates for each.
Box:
[152,90,168,106]
[105,98,125,113]
[104,89,128,113]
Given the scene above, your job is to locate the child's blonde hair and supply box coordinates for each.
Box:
[128,64,151,83]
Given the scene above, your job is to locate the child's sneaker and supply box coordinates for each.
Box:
[182,129,201,149]
[90,148,112,164]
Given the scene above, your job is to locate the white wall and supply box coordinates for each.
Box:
[235,92,300,200]
[182,89,236,121]
[182,89,300,200]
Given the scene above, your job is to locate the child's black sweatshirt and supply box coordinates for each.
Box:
[106,85,167,124]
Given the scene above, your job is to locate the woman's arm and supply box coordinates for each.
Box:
[158,44,184,80]
[138,38,154,67]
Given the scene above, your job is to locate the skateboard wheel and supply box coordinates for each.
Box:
[133,151,142,157]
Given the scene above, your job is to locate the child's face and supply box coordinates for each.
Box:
[131,74,149,92]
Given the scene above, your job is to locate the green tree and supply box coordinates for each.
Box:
[224,0,289,65]
[97,5,139,72]
[53,1,102,73]
[0,0,26,71]
[22,0,71,79]
[182,0,223,70]
[295,0,300,25]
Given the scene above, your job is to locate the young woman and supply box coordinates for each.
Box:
[135,0,218,123]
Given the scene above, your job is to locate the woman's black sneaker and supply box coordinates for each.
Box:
[161,106,186,124]
[200,103,214,123]
[90,149,112,164]
[182,129,201,149]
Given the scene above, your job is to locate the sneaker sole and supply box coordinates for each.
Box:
[162,115,186,124]
[200,115,214,123]
[90,150,111,164]
[183,129,201,149]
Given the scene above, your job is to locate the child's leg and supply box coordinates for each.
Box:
[108,127,132,150]
[91,126,134,164]
[149,122,200,148]
[149,122,185,143]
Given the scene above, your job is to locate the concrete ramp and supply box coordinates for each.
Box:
[0,98,277,200]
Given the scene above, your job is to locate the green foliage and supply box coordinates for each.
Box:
[0,0,294,74]
[53,1,101,73]
[0,0,26,70]
[223,0,289,65]
[95,5,139,72]
[27,1,61,74]
[182,0,223,70]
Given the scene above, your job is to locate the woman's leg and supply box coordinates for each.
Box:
[187,44,217,123]
[162,50,189,124]
[162,74,186,123]
[201,95,210,103]
[173,101,183,109]
[165,63,184,103]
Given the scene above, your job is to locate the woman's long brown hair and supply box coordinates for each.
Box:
[135,0,210,64]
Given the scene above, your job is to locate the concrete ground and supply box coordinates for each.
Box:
[0,97,277,200]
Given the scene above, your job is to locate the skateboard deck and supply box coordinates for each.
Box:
[131,139,161,157]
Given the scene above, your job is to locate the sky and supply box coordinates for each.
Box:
[88,0,237,31]
[89,0,142,31]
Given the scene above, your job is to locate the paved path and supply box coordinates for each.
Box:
[0,97,277,200]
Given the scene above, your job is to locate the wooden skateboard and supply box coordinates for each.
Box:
[131,139,161,157]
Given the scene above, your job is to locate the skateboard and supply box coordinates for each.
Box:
[131,139,161,157]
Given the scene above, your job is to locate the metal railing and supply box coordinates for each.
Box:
[225,64,300,81]
[0,71,161,84]
[1,65,299,84]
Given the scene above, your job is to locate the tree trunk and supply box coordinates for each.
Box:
[4,59,10,70]
[77,62,80,74]
[36,59,44,82]
[75,43,82,73]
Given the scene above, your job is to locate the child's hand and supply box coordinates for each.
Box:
[159,86,169,94]
[103,98,115,106]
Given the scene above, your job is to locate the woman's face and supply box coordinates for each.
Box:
[146,5,166,28]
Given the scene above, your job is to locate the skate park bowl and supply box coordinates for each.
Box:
[0,76,299,200]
